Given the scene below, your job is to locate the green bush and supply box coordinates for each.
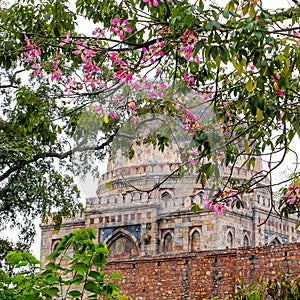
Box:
[0,228,130,299]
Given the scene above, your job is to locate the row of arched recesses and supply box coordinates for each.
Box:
[226,231,250,249]
[161,229,251,253]
[51,229,283,259]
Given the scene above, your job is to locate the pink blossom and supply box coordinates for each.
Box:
[182,29,197,44]
[94,106,104,114]
[282,183,299,206]
[275,89,284,97]
[31,63,43,78]
[23,35,42,69]
[204,200,226,215]
[141,39,165,64]
[143,0,164,7]
[179,29,198,63]
[128,101,137,111]
[142,81,153,89]
[110,111,119,119]
[199,92,211,102]
[51,69,61,81]
[175,104,181,110]
[188,157,195,164]
[110,18,132,40]
[272,72,281,81]
[92,27,105,40]
[179,45,193,61]
[59,32,71,46]
[114,69,133,83]
[183,72,195,86]
[109,52,119,62]
[64,76,77,94]
[246,62,257,72]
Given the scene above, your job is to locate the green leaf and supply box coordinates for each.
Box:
[5,252,25,266]
[244,140,251,154]
[256,108,263,122]
[89,270,102,280]
[84,281,99,293]
[249,5,256,18]
[12,274,25,283]
[71,262,89,274]
[191,203,201,213]
[45,262,57,271]
[246,79,253,93]
[205,20,220,31]
[222,10,230,19]
[68,290,81,297]
[42,287,59,297]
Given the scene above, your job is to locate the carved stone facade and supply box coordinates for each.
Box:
[41,143,299,264]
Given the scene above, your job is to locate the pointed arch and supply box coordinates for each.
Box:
[161,191,173,208]
[104,228,140,258]
[268,236,282,246]
[227,231,233,249]
[162,231,173,253]
[161,191,172,200]
[51,239,61,252]
[243,234,250,247]
[191,229,201,252]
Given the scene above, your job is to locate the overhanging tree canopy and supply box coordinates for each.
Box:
[0,0,300,247]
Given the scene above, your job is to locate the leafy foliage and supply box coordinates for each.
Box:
[235,275,300,300]
[0,228,129,299]
[204,274,300,299]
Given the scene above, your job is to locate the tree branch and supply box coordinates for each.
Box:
[0,133,117,182]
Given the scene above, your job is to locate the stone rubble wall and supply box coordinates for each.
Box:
[105,242,300,300]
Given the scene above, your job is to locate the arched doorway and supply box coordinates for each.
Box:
[106,230,139,259]
[227,231,233,248]
[163,232,173,253]
[191,230,201,252]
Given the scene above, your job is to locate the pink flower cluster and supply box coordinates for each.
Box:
[293,32,300,46]
[142,81,167,98]
[64,76,83,94]
[110,18,132,40]
[72,41,106,88]
[179,29,200,64]
[180,107,202,134]
[183,72,195,86]
[204,200,227,215]
[143,0,164,7]
[23,34,43,78]
[92,27,105,40]
[142,38,165,65]
[272,71,284,97]
[283,183,300,205]
[51,52,61,82]
[110,52,133,83]
[59,31,71,46]
[204,188,237,215]
[187,151,198,165]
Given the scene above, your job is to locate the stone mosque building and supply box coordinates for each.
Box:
[40,130,299,264]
